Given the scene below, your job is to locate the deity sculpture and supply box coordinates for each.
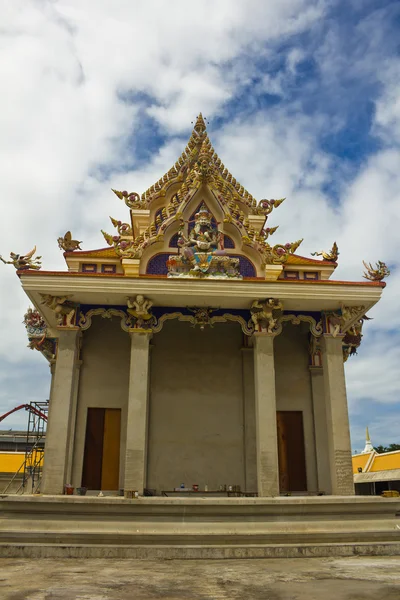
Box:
[0,246,42,271]
[41,294,76,327]
[178,205,218,273]
[250,298,284,333]
[127,295,154,329]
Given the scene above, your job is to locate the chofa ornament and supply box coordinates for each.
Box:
[57,231,82,252]
[311,242,339,262]
[0,246,41,271]
[362,260,390,282]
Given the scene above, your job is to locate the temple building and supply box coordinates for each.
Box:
[13,114,390,498]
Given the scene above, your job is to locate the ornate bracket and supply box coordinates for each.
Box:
[322,304,367,336]
[152,309,254,336]
[276,313,323,337]
[40,294,79,328]
[250,298,284,334]
[78,308,133,332]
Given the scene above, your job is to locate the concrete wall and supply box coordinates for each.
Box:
[69,317,318,495]
[275,325,318,492]
[71,318,130,488]
[147,321,245,493]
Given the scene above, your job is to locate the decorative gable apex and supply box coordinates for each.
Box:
[102,114,303,279]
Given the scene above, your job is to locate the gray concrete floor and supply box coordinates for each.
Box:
[0,556,399,599]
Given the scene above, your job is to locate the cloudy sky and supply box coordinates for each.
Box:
[0,0,399,451]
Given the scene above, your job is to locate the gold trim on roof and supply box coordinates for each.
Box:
[65,247,118,259]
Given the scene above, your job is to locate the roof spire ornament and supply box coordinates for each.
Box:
[362,427,374,453]
[193,113,207,136]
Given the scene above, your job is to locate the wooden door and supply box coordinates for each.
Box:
[101,409,121,490]
[277,411,307,493]
[82,408,121,490]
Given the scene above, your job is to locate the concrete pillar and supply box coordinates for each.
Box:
[41,329,81,495]
[321,334,354,495]
[124,330,152,494]
[65,360,82,485]
[309,366,332,494]
[253,333,279,496]
[242,347,257,492]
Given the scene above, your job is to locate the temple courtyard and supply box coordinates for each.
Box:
[0,556,399,599]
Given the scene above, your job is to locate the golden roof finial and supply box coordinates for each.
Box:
[366,426,370,442]
[193,113,207,135]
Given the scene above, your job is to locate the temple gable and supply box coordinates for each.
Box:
[99,114,304,279]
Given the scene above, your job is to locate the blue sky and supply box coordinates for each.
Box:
[0,0,399,451]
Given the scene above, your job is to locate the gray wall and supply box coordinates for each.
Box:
[147,321,245,493]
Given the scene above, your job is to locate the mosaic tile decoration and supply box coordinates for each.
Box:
[223,235,235,249]
[169,233,180,248]
[146,253,170,275]
[146,252,256,277]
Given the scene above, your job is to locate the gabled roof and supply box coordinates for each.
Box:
[140,113,258,210]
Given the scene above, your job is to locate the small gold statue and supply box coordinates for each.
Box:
[57,231,82,252]
[362,260,390,282]
[311,242,339,262]
[0,246,41,270]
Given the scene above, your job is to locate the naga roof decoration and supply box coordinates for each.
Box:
[101,114,304,273]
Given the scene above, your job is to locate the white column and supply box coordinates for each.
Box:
[242,347,257,492]
[253,333,279,496]
[321,334,354,495]
[41,329,81,495]
[309,366,332,494]
[124,330,152,494]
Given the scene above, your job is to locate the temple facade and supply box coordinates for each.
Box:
[16,114,389,498]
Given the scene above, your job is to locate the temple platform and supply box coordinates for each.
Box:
[0,495,399,559]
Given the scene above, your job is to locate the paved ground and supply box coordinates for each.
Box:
[0,556,399,599]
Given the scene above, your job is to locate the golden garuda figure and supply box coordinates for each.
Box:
[311,242,339,262]
[362,260,390,281]
[57,231,82,252]
[0,246,41,270]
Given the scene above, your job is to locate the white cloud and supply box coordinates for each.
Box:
[0,0,399,439]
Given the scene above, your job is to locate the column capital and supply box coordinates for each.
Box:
[128,328,153,341]
[309,365,323,374]
[322,332,345,341]
[253,331,279,338]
